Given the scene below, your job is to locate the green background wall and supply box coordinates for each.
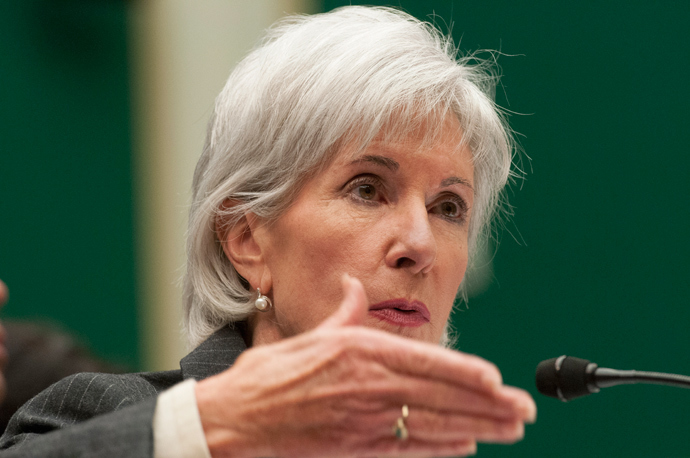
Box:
[323,0,690,456]
[0,1,138,369]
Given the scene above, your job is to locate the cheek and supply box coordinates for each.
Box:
[435,234,469,301]
[281,201,380,271]
[266,204,377,329]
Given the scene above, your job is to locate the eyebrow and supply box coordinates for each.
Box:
[350,154,400,171]
[350,154,474,192]
[441,176,474,192]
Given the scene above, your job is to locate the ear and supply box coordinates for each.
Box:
[216,201,272,294]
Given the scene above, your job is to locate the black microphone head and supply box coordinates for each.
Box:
[536,356,597,401]
[535,357,560,398]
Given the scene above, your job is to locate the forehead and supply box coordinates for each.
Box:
[337,112,470,168]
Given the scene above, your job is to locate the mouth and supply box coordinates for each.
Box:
[368,299,431,327]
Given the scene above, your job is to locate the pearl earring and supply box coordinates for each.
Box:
[254,288,272,312]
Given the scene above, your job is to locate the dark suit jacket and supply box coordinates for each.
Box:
[0,325,247,457]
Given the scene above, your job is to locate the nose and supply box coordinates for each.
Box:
[384,202,437,275]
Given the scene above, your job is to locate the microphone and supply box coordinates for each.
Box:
[535,355,690,401]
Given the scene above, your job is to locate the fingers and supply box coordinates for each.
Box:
[345,377,533,442]
[335,326,503,396]
[404,408,524,444]
[386,375,535,423]
[348,402,525,457]
[369,438,478,458]
[492,385,537,422]
[370,335,534,420]
[317,274,369,329]
[315,300,535,422]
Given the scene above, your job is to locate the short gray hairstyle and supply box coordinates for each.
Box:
[184,6,516,348]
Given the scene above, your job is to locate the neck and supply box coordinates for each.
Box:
[248,311,285,346]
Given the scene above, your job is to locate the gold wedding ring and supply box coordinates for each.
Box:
[393,404,409,441]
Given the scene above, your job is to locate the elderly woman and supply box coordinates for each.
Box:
[0,6,535,457]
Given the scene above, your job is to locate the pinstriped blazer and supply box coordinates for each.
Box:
[0,325,247,457]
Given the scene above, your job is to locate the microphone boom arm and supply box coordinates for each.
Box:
[595,367,690,389]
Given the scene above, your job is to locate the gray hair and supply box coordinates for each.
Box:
[184,6,516,348]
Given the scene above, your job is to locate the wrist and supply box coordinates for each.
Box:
[195,375,266,458]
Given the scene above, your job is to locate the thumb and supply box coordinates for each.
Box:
[318,274,369,329]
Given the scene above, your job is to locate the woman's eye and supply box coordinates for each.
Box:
[346,175,383,203]
[431,196,467,223]
[439,201,459,217]
[357,184,377,200]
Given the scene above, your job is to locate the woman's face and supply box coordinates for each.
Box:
[251,114,474,344]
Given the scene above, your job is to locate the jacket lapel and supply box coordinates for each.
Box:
[179,324,248,381]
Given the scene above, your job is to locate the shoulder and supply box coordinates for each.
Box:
[0,370,181,449]
[31,371,176,420]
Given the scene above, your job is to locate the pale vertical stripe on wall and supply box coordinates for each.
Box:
[129,0,316,371]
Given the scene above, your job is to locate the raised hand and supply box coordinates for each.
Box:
[195,276,535,458]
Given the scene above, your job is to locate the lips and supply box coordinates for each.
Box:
[368,299,431,327]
